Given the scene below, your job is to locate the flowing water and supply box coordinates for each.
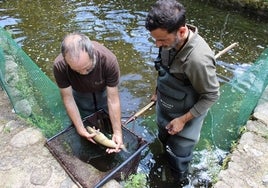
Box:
[1,0,268,187]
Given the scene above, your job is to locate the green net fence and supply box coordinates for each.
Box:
[198,48,268,150]
[0,27,70,138]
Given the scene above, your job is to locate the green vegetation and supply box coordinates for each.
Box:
[15,62,33,99]
[221,155,231,170]
[263,133,268,139]
[123,173,148,188]
[24,113,63,138]
[3,126,11,133]
[219,125,246,170]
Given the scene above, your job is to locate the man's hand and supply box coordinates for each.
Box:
[77,127,97,144]
[165,116,185,135]
[166,112,194,135]
[106,132,123,154]
[151,93,157,102]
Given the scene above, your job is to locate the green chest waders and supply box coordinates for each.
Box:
[155,49,207,180]
[72,89,108,118]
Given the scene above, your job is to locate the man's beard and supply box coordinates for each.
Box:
[162,36,180,51]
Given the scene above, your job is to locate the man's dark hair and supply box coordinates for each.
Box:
[145,0,186,33]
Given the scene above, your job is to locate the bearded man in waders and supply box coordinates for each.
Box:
[145,0,220,186]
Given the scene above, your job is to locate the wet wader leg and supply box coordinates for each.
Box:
[157,125,169,148]
[165,139,194,182]
[158,113,207,184]
[157,125,192,182]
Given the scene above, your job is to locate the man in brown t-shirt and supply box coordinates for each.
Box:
[53,33,123,153]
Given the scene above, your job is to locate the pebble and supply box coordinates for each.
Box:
[263,174,268,186]
[10,127,43,147]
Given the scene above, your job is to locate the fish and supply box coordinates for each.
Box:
[86,126,128,152]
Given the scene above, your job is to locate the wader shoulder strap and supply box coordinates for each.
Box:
[154,47,191,85]
[154,47,162,71]
[93,92,98,111]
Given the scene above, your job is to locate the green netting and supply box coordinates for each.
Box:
[198,48,268,150]
[0,27,70,137]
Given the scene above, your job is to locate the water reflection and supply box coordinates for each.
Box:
[1,1,267,78]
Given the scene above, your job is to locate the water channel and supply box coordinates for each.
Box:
[1,0,268,187]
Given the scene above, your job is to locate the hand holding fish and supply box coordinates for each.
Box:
[76,126,97,144]
[86,126,128,153]
[106,132,123,154]
[84,131,98,144]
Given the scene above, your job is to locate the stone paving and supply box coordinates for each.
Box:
[0,88,121,188]
[0,88,77,188]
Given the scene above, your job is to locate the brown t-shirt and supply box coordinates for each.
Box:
[53,41,120,93]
